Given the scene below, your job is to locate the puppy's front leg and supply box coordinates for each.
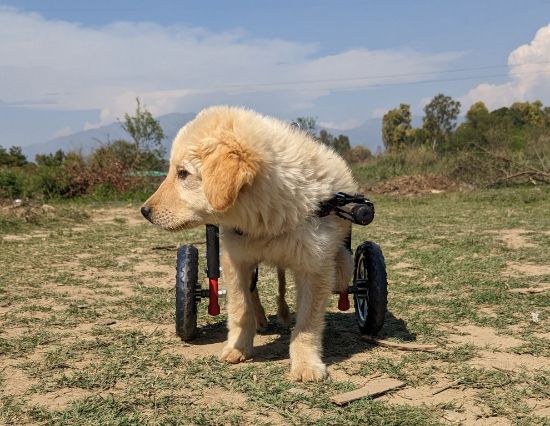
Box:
[289,270,332,381]
[220,250,257,364]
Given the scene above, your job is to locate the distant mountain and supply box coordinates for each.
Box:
[21,112,423,160]
[22,112,196,161]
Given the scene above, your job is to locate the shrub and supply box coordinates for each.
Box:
[0,168,25,199]
[352,145,441,186]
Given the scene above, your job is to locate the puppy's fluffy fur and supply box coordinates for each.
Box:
[143,106,356,381]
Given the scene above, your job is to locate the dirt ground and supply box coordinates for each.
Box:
[1,187,549,425]
[366,174,468,196]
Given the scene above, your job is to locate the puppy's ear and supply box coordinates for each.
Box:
[200,131,260,211]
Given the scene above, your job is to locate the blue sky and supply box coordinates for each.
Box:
[1,0,550,147]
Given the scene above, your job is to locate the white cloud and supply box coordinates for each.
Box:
[461,23,550,110]
[51,126,73,138]
[318,118,363,131]
[0,6,462,128]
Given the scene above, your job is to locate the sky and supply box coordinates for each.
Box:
[1,0,550,147]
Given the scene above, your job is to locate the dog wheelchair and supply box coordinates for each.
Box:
[174,192,388,341]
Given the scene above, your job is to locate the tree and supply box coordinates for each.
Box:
[0,145,27,167]
[332,134,351,155]
[0,146,9,166]
[422,94,461,151]
[93,140,165,172]
[295,117,317,137]
[465,101,490,130]
[510,101,544,127]
[119,98,165,170]
[455,102,490,148]
[36,149,65,167]
[408,127,428,146]
[318,129,351,156]
[293,117,351,157]
[318,129,332,146]
[345,145,372,164]
[382,104,413,151]
[8,146,27,166]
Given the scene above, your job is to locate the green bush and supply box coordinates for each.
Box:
[352,145,441,186]
[35,165,73,199]
[0,168,25,198]
[353,141,549,188]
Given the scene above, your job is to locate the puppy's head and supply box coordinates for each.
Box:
[141,114,260,231]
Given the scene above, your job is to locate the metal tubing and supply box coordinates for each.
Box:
[208,278,220,316]
[205,225,220,279]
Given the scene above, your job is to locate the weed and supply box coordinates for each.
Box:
[0,187,548,423]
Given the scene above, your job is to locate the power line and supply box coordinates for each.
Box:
[206,68,550,93]
[316,70,550,92]
[215,60,550,91]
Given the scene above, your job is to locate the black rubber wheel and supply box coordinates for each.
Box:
[353,241,388,336]
[175,245,200,341]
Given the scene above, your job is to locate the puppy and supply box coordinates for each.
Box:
[142,106,355,381]
[250,267,289,330]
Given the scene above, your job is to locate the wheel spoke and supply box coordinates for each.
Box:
[354,252,370,325]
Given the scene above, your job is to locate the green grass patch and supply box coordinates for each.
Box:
[1,186,548,424]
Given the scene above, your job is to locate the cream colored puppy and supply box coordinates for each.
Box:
[142,106,356,381]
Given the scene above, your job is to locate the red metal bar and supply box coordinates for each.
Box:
[208,278,220,316]
[338,290,350,311]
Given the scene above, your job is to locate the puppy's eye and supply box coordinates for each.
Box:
[177,169,189,180]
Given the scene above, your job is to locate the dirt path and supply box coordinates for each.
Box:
[1,191,549,424]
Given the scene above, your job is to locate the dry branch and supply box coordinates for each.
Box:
[331,377,405,405]
[431,379,462,396]
[474,144,550,186]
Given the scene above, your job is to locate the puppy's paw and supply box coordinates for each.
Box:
[289,362,327,382]
[256,314,268,331]
[220,346,249,364]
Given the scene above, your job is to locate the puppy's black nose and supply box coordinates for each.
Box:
[141,206,152,220]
